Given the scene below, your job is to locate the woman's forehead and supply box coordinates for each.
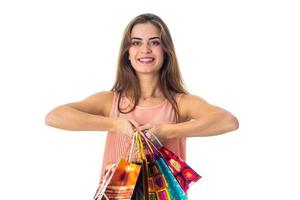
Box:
[131,22,160,38]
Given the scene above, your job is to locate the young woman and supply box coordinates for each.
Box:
[45,13,239,177]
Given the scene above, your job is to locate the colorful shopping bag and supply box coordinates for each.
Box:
[141,132,187,200]
[156,157,188,200]
[131,163,147,199]
[94,158,141,199]
[146,131,201,191]
[95,130,201,199]
[159,146,201,191]
[127,132,148,200]
[94,133,142,200]
[146,153,171,200]
[133,132,171,200]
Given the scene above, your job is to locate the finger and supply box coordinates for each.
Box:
[137,123,151,131]
[128,119,139,128]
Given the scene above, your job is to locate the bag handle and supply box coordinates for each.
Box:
[143,131,163,152]
[136,131,150,199]
[128,131,137,162]
[140,132,156,157]
[136,131,146,161]
[144,130,163,148]
[140,131,164,162]
[94,163,117,199]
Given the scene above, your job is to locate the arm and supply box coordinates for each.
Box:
[163,94,239,139]
[45,91,116,131]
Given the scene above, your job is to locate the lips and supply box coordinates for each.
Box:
[137,57,155,64]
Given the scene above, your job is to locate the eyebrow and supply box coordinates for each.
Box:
[131,37,160,41]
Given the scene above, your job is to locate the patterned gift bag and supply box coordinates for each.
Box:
[159,146,201,191]
[146,131,201,191]
[146,154,171,200]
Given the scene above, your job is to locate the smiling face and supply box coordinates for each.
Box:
[128,22,164,75]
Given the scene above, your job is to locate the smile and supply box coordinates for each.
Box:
[137,57,155,64]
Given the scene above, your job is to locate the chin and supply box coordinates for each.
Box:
[132,64,162,74]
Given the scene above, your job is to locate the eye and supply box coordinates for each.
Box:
[150,40,160,46]
[131,41,141,46]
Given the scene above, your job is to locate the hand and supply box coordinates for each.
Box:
[112,118,139,138]
[137,123,168,143]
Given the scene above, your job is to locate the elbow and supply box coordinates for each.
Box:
[232,116,239,130]
[228,115,239,131]
[220,110,239,132]
[45,108,60,127]
[45,112,55,127]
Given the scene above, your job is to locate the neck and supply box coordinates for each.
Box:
[139,74,162,99]
[128,73,164,99]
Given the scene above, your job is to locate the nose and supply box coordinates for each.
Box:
[140,43,152,53]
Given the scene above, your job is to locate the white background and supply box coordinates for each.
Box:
[1,0,299,199]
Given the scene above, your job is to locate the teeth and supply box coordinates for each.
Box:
[138,58,154,62]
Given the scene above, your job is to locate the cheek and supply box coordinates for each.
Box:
[157,50,164,61]
[156,48,164,57]
[128,49,136,60]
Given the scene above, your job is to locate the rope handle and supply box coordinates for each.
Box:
[144,130,163,148]
[94,163,117,199]
[142,131,163,155]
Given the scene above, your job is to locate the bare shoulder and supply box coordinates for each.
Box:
[64,91,115,117]
[178,93,226,121]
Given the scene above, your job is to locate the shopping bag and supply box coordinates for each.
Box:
[146,154,172,200]
[94,163,116,200]
[133,132,149,200]
[147,132,201,191]
[94,133,142,200]
[131,162,147,199]
[159,146,201,191]
[103,159,141,199]
[130,132,171,200]
[141,132,187,200]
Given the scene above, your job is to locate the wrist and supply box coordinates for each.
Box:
[158,123,173,140]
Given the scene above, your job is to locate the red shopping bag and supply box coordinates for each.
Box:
[159,146,201,191]
[145,131,202,191]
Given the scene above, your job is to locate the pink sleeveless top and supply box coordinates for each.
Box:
[100,92,186,176]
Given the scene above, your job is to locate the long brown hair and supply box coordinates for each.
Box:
[111,13,189,123]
